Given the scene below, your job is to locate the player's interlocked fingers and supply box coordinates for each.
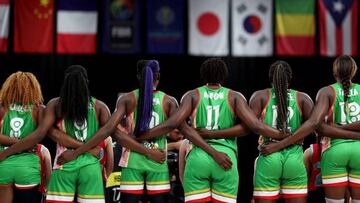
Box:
[212,151,232,170]
[146,148,166,164]
[57,150,77,165]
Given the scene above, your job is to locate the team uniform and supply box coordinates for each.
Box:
[184,86,237,203]
[0,104,40,190]
[46,97,104,203]
[253,88,307,199]
[119,90,170,195]
[321,83,360,187]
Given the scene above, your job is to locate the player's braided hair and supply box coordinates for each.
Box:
[134,60,160,137]
[59,65,90,125]
[269,61,292,134]
[333,55,358,114]
[0,71,43,107]
[200,58,228,85]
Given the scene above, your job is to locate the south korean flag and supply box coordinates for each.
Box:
[232,0,273,56]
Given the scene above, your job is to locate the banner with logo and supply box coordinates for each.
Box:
[147,0,184,54]
[102,0,141,53]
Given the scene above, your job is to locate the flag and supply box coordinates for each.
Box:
[232,0,272,56]
[188,0,229,56]
[14,0,54,53]
[319,0,358,56]
[147,0,184,54]
[275,0,315,56]
[102,0,141,53]
[57,0,98,54]
[0,0,9,52]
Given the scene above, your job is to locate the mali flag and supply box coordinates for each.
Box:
[275,0,315,56]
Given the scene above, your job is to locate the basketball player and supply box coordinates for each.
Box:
[0,72,44,203]
[250,61,313,203]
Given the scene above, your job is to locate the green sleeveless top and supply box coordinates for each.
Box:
[123,89,168,172]
[262,88,302,143]
[192,86,237,152]
[56,97,100,170]
[329,83,360,145]
[0,103,37,152]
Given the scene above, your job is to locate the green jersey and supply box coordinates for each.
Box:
[120,90,168,172]
[192,86,237,152]
[55,97,99,171]
[262,88,302,143]
[0,104,37,152]
[329,83,360,145]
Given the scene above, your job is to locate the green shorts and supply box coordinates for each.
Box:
[0,153,40,188]
[119,167,170,195]
[183,145,238,203]
[46,162,104,203]
[321,141,360,187]
[253,145,307,199]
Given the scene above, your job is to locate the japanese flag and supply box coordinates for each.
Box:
[188,0,229,56]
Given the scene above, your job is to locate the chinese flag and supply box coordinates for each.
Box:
[14,0,54,53]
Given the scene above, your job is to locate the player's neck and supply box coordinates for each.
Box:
[206,83,222,89]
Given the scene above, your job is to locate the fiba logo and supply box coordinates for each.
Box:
[156,6,175,26]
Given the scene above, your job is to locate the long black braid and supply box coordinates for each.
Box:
[269,61,292,134]
[333,55,358,114]
[59,65,90,125]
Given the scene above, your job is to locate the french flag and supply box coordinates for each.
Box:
[0,0,9,52]
[319,0,358,56]
[57,0,97,54]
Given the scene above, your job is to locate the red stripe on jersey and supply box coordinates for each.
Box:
[186,196,212,203]
[253,194,280,200]
[120,189,144,194]
[282,193,307,199]
[147,189,170,195]
[322,182,348,187]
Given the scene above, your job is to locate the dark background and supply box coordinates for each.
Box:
[2,0,360,202]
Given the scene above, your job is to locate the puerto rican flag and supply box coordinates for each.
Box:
[57,0,97,54]
[319,0,358,56]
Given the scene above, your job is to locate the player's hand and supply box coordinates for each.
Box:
[196,128,212,139]
[280,131,292,139]
[212,151,232,170]
[57,150,77,165]
[89,146,102,159]
[168,129,184,141]
[27,145,37,153]
[0,152,7,161]
[146,149,166,164]
[260,142,281,156]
